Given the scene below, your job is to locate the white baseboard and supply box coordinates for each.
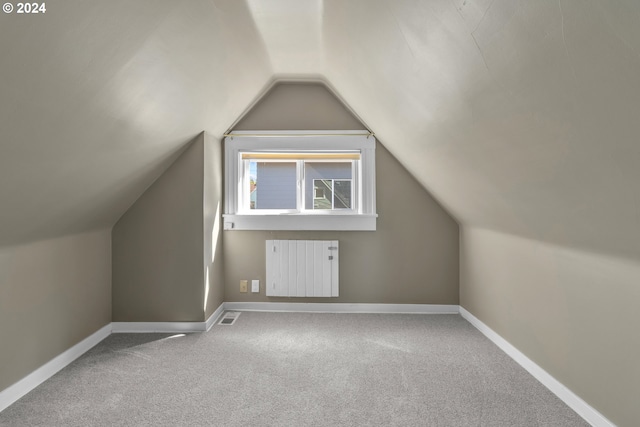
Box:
[223,302,459,314]
[0,305,228,413]
[112,303,227,333]
[205,303,226,331]
[459,307,614,427]
[0,323,112,413]
[111,321,207,333]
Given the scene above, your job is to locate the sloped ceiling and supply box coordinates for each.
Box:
[1,0,640,259]
[0,0,272,246]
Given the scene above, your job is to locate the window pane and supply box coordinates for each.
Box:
[312,179,352,210]
[305,162,352,210]
[333,180,352,209]
[253,161,296,210]
[313,179,333,210]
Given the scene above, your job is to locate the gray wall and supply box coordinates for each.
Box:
[112,135,206,322]
[234,82,364,131]
[225,82,459,304]
[460,227,640,427]
[203,133,225,319]
[0,230,111,391]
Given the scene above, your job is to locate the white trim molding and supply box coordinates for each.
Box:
[223,213,377,231]
[223,130,377,231]
[224,302,460,314]
[205,303,226,331]
[0,304,228,413]
[0,324,112,413]
[112,303,226,333]
[111,322,207,333]
[459,307,615,427]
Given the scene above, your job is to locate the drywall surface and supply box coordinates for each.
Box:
[203,133,225,318]
[0,0,271,247]
[112,136,205,322]
[460,227,640,426]
[224,142,459,304]
[233,82,364,131]
[0,230,111,392]
[225,82,458,304]
[318,0,640,262]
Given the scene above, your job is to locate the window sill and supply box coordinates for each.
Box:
[222,214,377,231]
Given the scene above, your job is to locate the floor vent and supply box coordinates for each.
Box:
[218,312,241,326]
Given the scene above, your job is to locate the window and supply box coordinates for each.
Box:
[242,154,357,213]
[224,131,377,231]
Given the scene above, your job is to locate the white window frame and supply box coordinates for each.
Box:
[224,130,377,231]
[240,158,357,214]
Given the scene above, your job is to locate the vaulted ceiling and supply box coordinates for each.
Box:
[1,0,639,259]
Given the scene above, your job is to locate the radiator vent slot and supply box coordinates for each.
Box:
[266,240,339,297]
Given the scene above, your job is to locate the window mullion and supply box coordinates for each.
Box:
[331,179,335,210]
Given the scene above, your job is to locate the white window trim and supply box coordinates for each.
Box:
[224,130,377,231]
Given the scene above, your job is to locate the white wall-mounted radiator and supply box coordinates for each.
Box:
[266,240,339,297]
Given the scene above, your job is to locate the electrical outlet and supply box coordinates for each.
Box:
[240,280,248,293]
[251,279,259,293]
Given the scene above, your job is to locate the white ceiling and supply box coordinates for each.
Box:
[1,0,639,259]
